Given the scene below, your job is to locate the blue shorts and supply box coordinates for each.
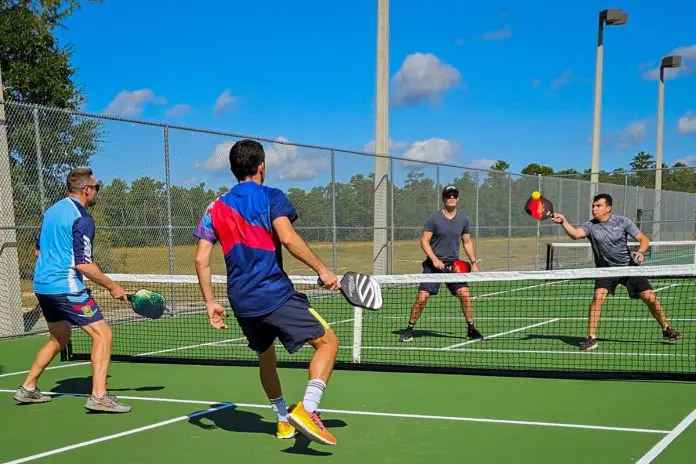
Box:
[418,260,469,296]
[36,288,104,327]
[235,292,328,354]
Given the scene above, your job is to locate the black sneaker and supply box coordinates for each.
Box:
[580,336,598,351]
[399,329,414,342]
[467,327,484,340]
[663,327,682,341]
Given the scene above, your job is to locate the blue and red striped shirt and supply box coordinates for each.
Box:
[194,181,298,318]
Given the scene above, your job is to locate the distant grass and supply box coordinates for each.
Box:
[19,235,571,309]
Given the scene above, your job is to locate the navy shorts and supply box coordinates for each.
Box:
[235,292,328,354]
[595,277,652,299]
[36,288,104,327]
[418,260,469,296]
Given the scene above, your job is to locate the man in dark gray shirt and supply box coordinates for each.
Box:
[552,193,682,351]
[399,185,483,342]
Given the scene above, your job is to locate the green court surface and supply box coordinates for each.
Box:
[2,331,696,463]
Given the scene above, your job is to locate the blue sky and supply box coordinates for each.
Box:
[56,0,696,191]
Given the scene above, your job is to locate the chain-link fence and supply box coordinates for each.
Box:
[2,101,696,337]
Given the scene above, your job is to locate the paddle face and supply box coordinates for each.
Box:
[524,196,554,221]
[127,288,166,319]
[444,259,471,273]
[338,272,383,310]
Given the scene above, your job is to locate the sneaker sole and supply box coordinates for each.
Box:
[276,431,297,440]
[13,394,51,404]
[287,413,336,446]
[581,343,599,352]
[84,404,131,413]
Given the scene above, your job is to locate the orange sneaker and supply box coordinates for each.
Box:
[276,421,296,439]
[287,402,336,446]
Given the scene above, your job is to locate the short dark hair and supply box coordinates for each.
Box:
[66,168,94,193]
[593,193,613,207]
[229,139,265,181]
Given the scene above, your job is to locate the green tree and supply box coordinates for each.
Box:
[521,163,554,176]
[2,0,103,278]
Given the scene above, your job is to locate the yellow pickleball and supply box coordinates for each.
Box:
[531,191,541,200]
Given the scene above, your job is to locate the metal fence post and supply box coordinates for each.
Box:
[436,164,440,210]
[536,174,541,270]
[474,171,479,249]
[508,174,512,271]
[32,107,46,212]
[558,177,563,238]
[163,127,175,314]
[390,157,394,274]
[331,150,337,274]
[623,173,628,217]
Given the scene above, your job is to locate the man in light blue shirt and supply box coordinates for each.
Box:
[13,168,131,413]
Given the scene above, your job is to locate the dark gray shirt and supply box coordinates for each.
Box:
[579,214,642,267]
[424,210,470,262]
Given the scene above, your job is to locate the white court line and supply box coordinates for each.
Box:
[2,401,235,464]
[636,408,696,464]
[378,316,696,321]
[0,389,670,436]
[0,362,91,379]
[442,318,561,350]
[471,280,569,300]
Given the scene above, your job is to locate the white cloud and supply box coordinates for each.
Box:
[165,104,192,118]
[197,137,330,181]
[549,70,574,90]
[482,25,512,41]
[466,159,496,170]
[618,120,648,151]
[363,138,409,154]
[678,112,696,135]
[181,176,199,187]
[641,44,696,81]
[674,155,696,166]
[214,90,237,115]
[391,53,462,107]
[105,89,166,116]
[401,138,457,165]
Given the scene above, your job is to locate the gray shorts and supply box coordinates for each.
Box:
[418,260,469,296]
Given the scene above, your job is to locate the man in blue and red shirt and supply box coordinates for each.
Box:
[194,139,340,446]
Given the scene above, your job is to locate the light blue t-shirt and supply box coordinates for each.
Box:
[33,198,96,295]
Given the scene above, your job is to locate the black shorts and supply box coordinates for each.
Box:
[36,288,104,327]
[235,292,328,354]
[595,277,652,299]
[418,260,469,296]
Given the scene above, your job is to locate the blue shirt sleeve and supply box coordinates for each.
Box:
[461,216,470,235]
[269,188,298,223]
[424,214,436,232]
[193,201,218,244]
[623,217,642,240]
[72,215,96,265]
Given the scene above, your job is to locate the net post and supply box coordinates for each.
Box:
[331,150,337,274]
[351,305,362,363]
[163,126,176,315]
[0,65,23,338]
[32,106,47,213]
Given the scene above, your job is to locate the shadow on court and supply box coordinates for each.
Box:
[52,376,165,395]
[0,365,4,375]
[189,404,347,456]
[390,329,465,340]
[521,333,647,347]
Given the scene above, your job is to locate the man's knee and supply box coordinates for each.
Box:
[83,320,113,344]
[593,288,608,303]
[416,291,431,304]
[48,321,71,348]
[309,328,339,350]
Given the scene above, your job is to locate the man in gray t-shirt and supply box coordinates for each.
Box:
[552,193,681,351]
[399,185,483,342]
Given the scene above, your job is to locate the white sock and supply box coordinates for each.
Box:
[270,396,288,422]
[22,385,36,391]
[303,379,326,413]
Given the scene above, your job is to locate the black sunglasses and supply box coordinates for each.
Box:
[444,193,458,199]
[85,183,100,192]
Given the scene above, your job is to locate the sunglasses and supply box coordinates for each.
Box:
[444,193,458,199]
[85,183,101,192]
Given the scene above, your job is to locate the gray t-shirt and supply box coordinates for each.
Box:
[579,214,642,267]
[424,210,470,262]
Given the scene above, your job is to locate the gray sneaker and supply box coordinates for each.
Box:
[13,385,52,404]
[84,393,131,413]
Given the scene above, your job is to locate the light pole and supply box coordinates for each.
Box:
[373,0,389,274]
[654,55,682,241]
[590,8,628,197]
